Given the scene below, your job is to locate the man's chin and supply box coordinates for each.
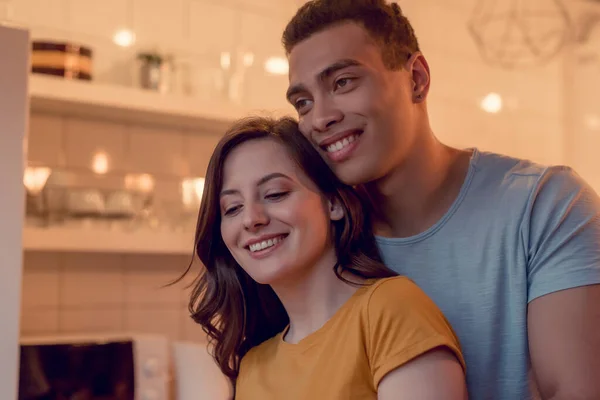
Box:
[332,164,375,187]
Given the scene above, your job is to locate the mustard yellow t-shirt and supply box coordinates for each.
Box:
[235,276,466,399]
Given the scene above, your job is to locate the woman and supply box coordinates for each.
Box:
[183,116,467,399]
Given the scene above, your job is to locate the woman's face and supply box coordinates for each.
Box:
[219,138,343,286]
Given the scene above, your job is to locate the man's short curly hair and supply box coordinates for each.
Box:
[282,0,420,70]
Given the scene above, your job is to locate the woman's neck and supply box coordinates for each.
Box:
[270,247,363,344]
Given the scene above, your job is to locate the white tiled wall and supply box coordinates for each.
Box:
[22,110,220,341]
[13,0,600,340]
[27,111,222,178]
[401,0,568,166]
[562,0,600,192]
[21,250,201,341]
[566,51,600,191]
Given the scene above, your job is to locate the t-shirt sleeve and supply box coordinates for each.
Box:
[526,166,600,303]
[235,347,259,400]
[365,277,466,388]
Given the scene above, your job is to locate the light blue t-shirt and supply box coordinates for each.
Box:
[376,149,600,400]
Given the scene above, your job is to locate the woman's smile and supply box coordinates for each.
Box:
[246,234,289,259]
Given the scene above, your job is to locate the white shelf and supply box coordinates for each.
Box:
[23,225,195,255]
[28,74,293,131]
[25,75,294,254]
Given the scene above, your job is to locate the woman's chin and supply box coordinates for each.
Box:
[248,265,296,288]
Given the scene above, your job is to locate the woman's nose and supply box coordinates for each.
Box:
[242,203,269,231]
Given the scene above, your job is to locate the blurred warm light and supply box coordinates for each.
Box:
[23,166,51,195]
[243,52,255,67]
[125,173,155,193]
[264,56,288,75]
[91,151,109,175]
[113,29,135,47]
[480,92,503,114]
[585,115,600,130]
[182,177,205,209]
[220,52,231,70]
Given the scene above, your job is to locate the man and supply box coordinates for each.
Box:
[281,1,600,399]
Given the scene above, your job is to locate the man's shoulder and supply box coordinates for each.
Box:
[472,149,585,203]
[474,149,549,181]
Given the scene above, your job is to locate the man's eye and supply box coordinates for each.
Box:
[295,99,310,110]
[334,77,353,90]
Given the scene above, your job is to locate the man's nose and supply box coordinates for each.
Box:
[311,99,343,133]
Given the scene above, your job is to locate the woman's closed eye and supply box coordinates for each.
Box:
[223,204,242,216]
[222,192,288,215]
[265,191,289,201]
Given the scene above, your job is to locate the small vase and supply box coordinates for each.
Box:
[140,62,162,91]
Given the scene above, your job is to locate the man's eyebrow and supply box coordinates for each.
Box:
[286,84,305,103]
[318,59,361,81]
[286,59,362,102]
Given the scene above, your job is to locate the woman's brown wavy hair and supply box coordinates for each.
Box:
[178,116,396,385]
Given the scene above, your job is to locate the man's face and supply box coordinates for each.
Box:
[287,22,422,186]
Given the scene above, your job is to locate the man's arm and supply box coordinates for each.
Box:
[525,167,600,399]
[528,285,600,399]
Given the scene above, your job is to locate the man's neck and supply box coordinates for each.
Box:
[364,138,472,238]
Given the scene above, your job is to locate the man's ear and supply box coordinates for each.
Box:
[328,196,345,221]
[406,51,430,103]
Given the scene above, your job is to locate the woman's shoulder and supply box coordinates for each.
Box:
[356,276,451,333]
[240,332,282,368]
[357,277,466,379]
[360,276,431,306]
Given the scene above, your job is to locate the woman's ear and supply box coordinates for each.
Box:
[328,196,345,221]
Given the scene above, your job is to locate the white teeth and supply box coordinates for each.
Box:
[326,134,358,153]
[249,236,284,252]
